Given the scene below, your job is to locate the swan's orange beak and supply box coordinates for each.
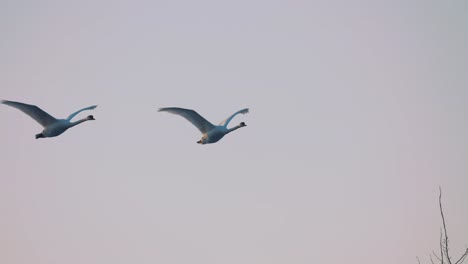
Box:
[197,140,202,144]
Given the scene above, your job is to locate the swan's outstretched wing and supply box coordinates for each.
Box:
[219,108,249,127]
[1,100,57,127]
[158,107,215,134]
[67,105,98,121]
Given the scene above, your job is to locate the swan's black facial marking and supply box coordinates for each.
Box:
[240,122,246,127]
[35,133,45,139]
[88,115,95,120]
[197,140,203,144]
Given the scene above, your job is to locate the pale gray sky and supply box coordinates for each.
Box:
[1,1,467,263]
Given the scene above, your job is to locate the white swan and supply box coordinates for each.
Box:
[158,107,249,144]
[1,100,97,139]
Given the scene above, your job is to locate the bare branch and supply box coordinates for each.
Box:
[440,187,452,264]
[417,188,466,264]
[432,250,443,262]
[439,228,446,264]
[454,248,468,264]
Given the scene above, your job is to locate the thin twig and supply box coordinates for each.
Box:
[440,187,452,264]
[433,250,443,262]
[454,248,468,264]
[417,188,466,264]
[441,229,446,264]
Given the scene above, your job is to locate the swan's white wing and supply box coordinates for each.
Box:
[219,108,249,127]
[67,105,98,121]
[1,100,57,127]
[158,107,215,134]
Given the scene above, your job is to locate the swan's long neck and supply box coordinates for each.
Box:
[69,118,89,127]
[226,124,243,134]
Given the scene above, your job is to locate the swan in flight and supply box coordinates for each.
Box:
[1,100,97,139]
[158,107,249,144]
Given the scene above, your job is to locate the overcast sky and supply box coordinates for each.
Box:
[1,1,467,263]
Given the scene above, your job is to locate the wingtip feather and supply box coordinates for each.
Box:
[158,107,174,112]
[1,100,15,106]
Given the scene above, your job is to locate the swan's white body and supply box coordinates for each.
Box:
[1,100,97,139]
[158,107,249,144]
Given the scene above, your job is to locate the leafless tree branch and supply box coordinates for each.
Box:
[455,248,468,264]
[441,230,446,264]
[440,187,452,264]
[417,187,467,264]
[432,249,443,263]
